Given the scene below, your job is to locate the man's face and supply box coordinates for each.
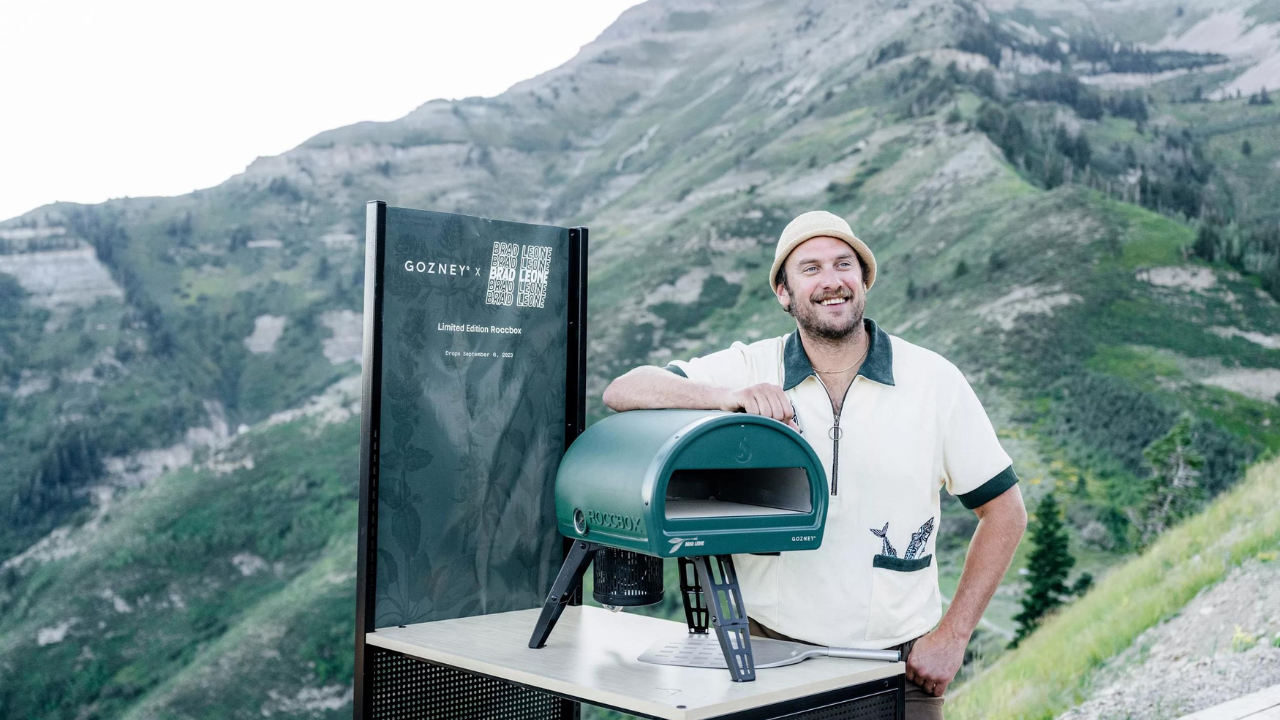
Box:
[776,236,866,341]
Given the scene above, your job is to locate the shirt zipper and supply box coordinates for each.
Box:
[831,410,841,495]
[811,375,857,496]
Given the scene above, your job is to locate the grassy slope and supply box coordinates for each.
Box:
[0,287,210,559]
[949,455,1280,720]
[0,411,360,719]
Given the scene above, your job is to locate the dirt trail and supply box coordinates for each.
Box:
[1058,557,1280,720]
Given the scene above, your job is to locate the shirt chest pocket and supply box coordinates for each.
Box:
[864,555,935,641]
[863,516,937,641]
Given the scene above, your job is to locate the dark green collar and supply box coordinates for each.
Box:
[782,318,896,390]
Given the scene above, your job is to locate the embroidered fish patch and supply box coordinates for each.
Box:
[869,523,898,558]
[870,518,935,560]
[904,517,935,560]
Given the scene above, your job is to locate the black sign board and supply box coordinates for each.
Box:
[354,202,586,717]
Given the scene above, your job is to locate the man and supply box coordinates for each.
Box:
[603,211,1027,718]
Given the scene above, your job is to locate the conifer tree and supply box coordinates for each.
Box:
[1011,491,1073,646]
[1192,223,1220,262]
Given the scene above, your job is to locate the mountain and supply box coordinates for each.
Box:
[2,0,1279,717]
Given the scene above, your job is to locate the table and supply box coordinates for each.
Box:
[365,605,905,719]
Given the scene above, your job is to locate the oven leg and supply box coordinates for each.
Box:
[528,540,598,649]
[678,557,709,634]
[694,554,755,682]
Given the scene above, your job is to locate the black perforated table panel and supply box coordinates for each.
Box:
[809,692,897,719]
[369,647,574,720]
[366,645,902,720]
[759,689,899,720]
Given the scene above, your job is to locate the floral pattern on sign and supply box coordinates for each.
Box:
[374,208,569,628]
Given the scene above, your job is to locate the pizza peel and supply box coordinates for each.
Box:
[638,633,900,670]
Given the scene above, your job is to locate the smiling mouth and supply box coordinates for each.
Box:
[818,297,848,306]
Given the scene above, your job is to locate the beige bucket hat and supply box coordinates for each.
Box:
[768,210,876,292]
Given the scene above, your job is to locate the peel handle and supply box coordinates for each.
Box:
[824,647,902,662]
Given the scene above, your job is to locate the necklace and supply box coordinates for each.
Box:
[814,343,869,374]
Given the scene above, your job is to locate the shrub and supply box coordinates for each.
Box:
[869,40,907,67]
[958,26,1003,67]
[267,177,303,202]
[1019,72,1103,120]
[1132,416,1204,547]
[1107,92,1149,122]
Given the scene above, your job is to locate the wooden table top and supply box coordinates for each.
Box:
[366,605,903,720]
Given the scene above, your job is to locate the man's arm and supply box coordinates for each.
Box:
[906,485,1027,697]
[602,366,798,428]
[603,366,727,412]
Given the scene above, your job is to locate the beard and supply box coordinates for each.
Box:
[790,288,865,341]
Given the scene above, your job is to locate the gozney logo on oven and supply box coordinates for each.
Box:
[586,510,643,533]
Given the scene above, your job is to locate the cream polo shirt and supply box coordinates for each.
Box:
[665,319,1018,649]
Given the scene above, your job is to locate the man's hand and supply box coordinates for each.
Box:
[905,625,967,697]
[908,484,1026,697]
[720,383,799,429]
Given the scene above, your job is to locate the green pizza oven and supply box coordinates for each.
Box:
[554,410,829,557]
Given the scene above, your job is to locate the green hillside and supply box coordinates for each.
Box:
[950,453,1280,720]
[0,389,361,718]
[2,0,1279,716]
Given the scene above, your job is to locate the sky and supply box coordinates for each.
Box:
[0,0,644,222]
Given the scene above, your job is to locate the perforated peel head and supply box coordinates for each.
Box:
[639,633,735,669]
